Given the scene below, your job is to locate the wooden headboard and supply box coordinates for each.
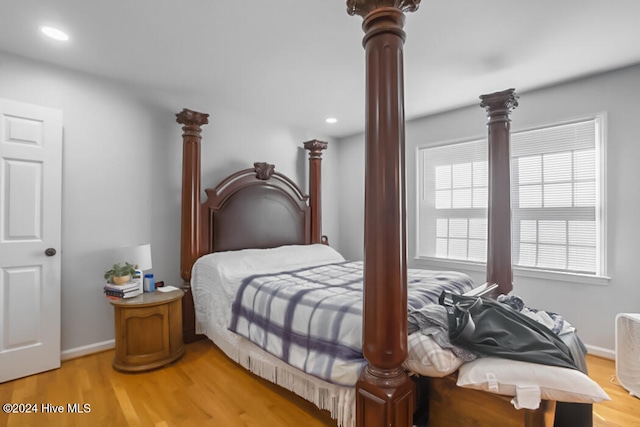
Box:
[200,162,311,253]
[174,110,327,342]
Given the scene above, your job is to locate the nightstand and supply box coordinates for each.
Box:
[110,289,185,372]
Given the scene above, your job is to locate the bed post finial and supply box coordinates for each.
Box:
[175,108,209,285]
[347,0,420,17]
[348,2,418,426]
[480,89,518,296]
[304,140,328,244]
[480,88,519,120]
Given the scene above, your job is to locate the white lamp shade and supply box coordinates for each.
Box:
[120,244,152,271]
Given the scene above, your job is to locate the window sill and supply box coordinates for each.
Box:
[413,256,611,286]
[513,266,610,287]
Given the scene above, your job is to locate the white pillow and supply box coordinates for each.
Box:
[456,357,610,409]
[197,244,345,278]
[402,332,464,377]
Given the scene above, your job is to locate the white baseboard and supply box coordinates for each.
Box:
[586,344,615,360]
[60,339,115,361]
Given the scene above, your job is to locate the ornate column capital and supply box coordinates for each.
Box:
[253,162,275,181]
[347,0,420,17]
[176,108,210,132]
[303,139,328,159]
[479,88,519,119]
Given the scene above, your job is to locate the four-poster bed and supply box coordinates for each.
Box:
[173,2,606,427]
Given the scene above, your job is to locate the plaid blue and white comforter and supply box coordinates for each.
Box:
[228,261,474,386]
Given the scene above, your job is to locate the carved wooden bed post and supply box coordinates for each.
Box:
[480,89,518,295]
[175,108,209,343]
[303,139,328,244]
[347,1,420,426]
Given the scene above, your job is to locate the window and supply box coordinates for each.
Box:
[417,116,605,276]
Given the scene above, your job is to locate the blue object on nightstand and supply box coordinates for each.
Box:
[143,273,155,292]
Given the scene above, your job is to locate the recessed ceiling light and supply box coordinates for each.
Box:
[325,117,338,124]
[41,26,69,41]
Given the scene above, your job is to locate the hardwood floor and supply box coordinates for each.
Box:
[0,339,335,427]
[1,340,638,426]
[584,355,640,427]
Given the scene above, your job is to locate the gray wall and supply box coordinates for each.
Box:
[0,51,338,355]
[335,63,640,355]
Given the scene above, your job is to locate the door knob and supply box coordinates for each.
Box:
[45,248,57,257]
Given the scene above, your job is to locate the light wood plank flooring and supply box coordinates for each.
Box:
[1,340,638,426]
[583,355,640,427]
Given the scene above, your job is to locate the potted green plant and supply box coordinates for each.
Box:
[104,262,137,285]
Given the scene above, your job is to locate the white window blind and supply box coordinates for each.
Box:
[417,116,604,276]
[418,139,488,262]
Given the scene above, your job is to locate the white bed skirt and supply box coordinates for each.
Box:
[199,322,356,427]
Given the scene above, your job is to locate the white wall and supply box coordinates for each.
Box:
[334,131,365,259]
[335,63,640,354]
[0,51,338,355]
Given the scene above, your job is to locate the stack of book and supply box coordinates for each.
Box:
[104,282,143,299]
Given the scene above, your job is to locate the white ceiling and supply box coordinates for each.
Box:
[1,1,639,138]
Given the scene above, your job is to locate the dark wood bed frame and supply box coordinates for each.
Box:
[173,2,563,427]
[173,111,328,343]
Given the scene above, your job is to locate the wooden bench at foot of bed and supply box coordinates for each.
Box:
[428,374,556,427]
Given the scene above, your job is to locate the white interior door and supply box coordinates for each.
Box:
[0,98,62,383]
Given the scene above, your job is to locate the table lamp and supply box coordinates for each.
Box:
[121,244,152,292]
